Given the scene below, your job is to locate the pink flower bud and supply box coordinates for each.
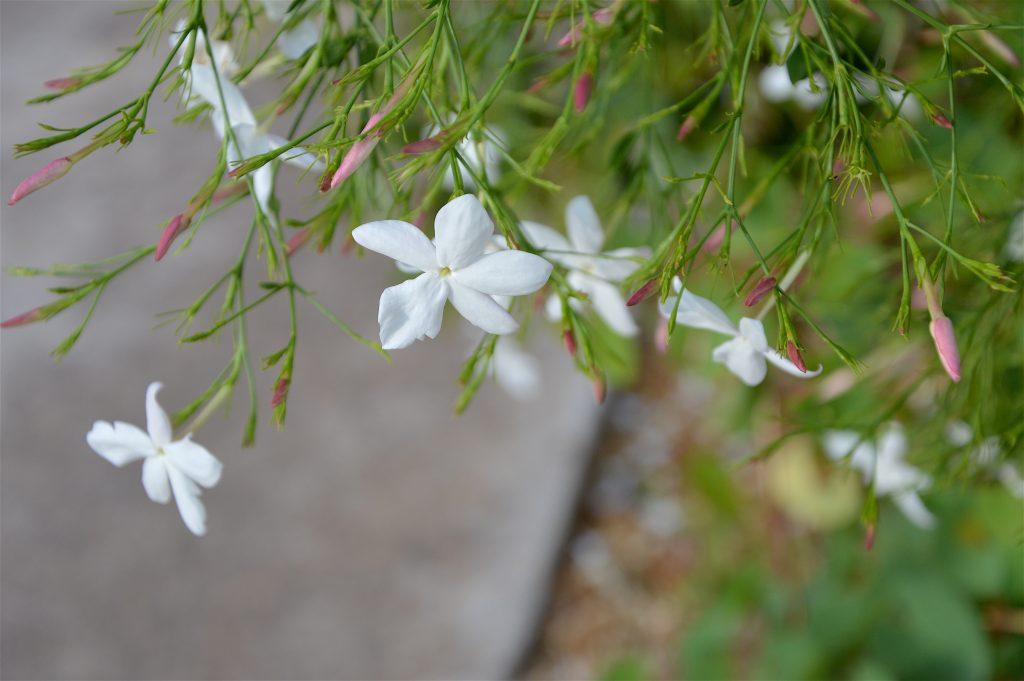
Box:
[704,224,727,253]
[402,135,444,155]
[527,77,550,94]
[931,112,953,129]
[627,279,658,307]
[655,317,670,354]
[928,315,961,382]
[557,7,615,47]
[592,372,606,405]
[574,72,594,114]
[8,157,72,206]
[676,115,697,142]
[563,328,577,358]
[271,377,290,407]
[786,340,807,373]
[744,276,776,307]
[980,30,1020,68]
[155,214,192,262]
[1,307,43,329]
[286,228,312,257]
[864,523,876,551]
[44,77,81,90]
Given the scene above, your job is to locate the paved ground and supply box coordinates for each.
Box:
[0,3,598,678]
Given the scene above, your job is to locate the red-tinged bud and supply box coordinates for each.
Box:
[527,77,550,94]
[744,276,777,307]
[704,224,727,253]
[832,157,846,178]
[627,279,658,306]
[655,317,670,354]
[8,157,72,206]
[557,7,615,47]
[341,235,356,256]
[319,173,334,193]
[786,340,807,373]
[931,112,953,129]
[574,73,594,114]
[286,229,312,257]
[402,135,444,155]
[155,214,192,262]
[563,328,577,358]
[592,372,606,405]
[864,523,876,551]
[44,76,81,90]
[676,115,697,142]
[929,315,961,382]
[1,308,44,329]
[271,377,290,407]
[980,30,1021,68]
[412,211,429,231]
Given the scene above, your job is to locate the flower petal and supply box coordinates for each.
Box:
[142,457,171,504]
[433,195,494,269]
[737,317,769,352]
[712,337,768,386]
[764,350,824,378]
[592,247,649,281]
[277,19,319,59]
[520,220,572,253]
[892,492,935,530]
[452,250,553,296]
[86,421,155,466]
[146,383,173,447]
[352,220,438,272]
[565,195,605,253]
[448,282,518,335]
[266,134,326,172]
[581,276,638,337]
[167,465,208,536]
[164,438,223,488]
[663,288,738,337]
[378,272,449,349]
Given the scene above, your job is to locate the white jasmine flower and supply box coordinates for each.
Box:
[658,282,821,386]
[824,423,935,529]
[352,195,553,349]
[86,383,223,536]
[1005,210,1024,262]
[946,421,1024,499]
[522,196,648,337]
[445,127,504,191]
[758,21,827,111]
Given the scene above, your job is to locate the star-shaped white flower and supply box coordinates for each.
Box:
[824,423,935,529]
[352,195,553,349]
[521,196,648,337]
[658,283,821,386]
[86,383,223,536]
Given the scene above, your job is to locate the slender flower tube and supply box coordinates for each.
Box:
[574,72,594,114]
[676,115,697,142]
[8,157,72,206]
[155,214,193,262]
[928,315,961,382]
[1,308,44,329]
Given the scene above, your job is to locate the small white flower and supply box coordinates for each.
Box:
[946,421,1024,499]
[352,195,553,349]
[86,383,223,536]
[522,196,648,337]
[658,282,821,386]
[824,423,935,529]
[1005,210,1024,263]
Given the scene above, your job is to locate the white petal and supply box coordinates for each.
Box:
[86,421,155,467]
[251,165,274,219]
[352,220,438,272]
[737,317,769,353]
[565,195,605,253]
[262,0,289,21]
[582,276,638,337]
[266,134,326,172]
[520,220,572,253]
[664,288,738,337]
[759,64,795,103]
[712,337,768,386]
[876,423,907,463]
[167,465,208,536]
[545,293,564,322]
[164,438,223,488]
[278,19,319,59]
[142,457,171,504]
[452,250,553,296]
[433,195,494,269]
[997,464,1024,499]
[492,338,541,400]
[448,282,518,335]
[892,492,935,530]
[591,247,649,281]
[378,272,449,350]
[764,350,824,378]
[823,431,866,462]
[146,382,173,447]
[189,67,255,129]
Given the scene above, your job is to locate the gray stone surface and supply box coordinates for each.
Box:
[0,3,598,678]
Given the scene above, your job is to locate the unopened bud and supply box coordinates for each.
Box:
[704,224,727,253]
[402,135,444,155]
[627,279,658,306]
[744,276,776,307]
[592,372,606,405]
[286,228,312,257]
[1,307,44,329]
[931,112,953,129]
[655,317,670,354]
[676,115,697,142]
[527,77,550,94]
[563,328,577,358]
[557,7,615,47]
[44,77,81,90]
[155,214,192,262]
[574,72,594,114]
[271,377,290,407]
[8,157,72,205]
[786,340,807,373]
[928,315,961,382]
[864,523,876,551]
